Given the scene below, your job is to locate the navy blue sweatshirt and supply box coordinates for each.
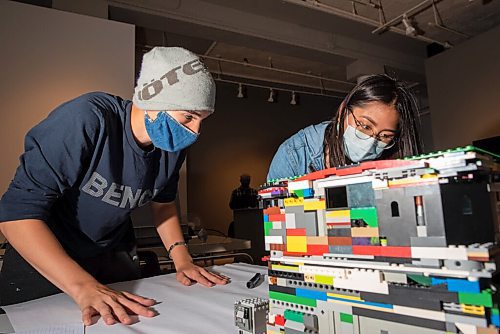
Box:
[0,92,185,258]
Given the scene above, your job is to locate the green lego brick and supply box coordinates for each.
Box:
[370,237,380,245]
[292,189,304,197]
[340,313,353,324]
[351,207,378,227]
[458,289,493,307]
[408,274,432,286]
[284,310,304,323]
[269,291,317,307]
[264,222,273,236]
[492,307,499,315]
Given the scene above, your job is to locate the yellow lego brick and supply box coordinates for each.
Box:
[303,200,326,211]
[461,304,485,316]
[307,236,329,245]
[284,197,304,207]
[327,293,362,301]
[286,236,307,253]
[271,264,300,272]
[351,227,379,237]
[326,210,350,218]
[315,275,334,285]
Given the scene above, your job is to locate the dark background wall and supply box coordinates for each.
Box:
[187,81,341,235]
[425,25,500,150]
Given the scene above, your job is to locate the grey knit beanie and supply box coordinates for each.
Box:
[133,47,216,112]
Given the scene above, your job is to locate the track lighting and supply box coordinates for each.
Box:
[290,91,298,105]
[402,14,417,37]
[237,83,245,98]
[267,89,275,103]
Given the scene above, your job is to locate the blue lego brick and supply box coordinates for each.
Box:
[491,313,500,327]
[295,288,327,301]
[263,214,269,222]
[431,278,481,293]
[447,279,480,293]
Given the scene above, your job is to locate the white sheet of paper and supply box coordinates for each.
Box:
[3,263,268,334]
[15,323,83,334]
[3,292,82,332]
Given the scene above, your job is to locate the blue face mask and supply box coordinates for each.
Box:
[343,125,386,162]
[144,111,199,152]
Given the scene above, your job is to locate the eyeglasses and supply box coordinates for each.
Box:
[350,111,397,149]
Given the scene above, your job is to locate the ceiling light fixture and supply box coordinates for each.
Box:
[290,91,298,106]
[267,89,275,103]
[237,83,245,98]
[402,14,417,37]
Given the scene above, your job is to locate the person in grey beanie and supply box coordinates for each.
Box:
[0,47,227,326]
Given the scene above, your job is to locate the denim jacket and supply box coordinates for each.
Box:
[267,121,331,180]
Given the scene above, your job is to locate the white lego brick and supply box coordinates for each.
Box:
[411,246,468,260]
[316,175,373,189]
[271,250,283,258]
[372,178,388,189]
[382,271,408,284]
[455,323,477,334]
[265,236,283,244]
[288,179,313,191]
[265,243,270,251]
[272,221,282,229]
[300,265,347,279]
[316,210,327,236]
[334,269,389,294]
[266,324,282,334]
[284,319,305,331]
[317,300,353,314]
[276,277,287,287]
[417,226,427,237]
[268,313,276,325]
[285,214,296,228]
[393,305,446,322]
[340,322,354,334]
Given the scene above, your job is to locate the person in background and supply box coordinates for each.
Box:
[267,74,422,180]
[0,47,227,326]
[229,174,259,210]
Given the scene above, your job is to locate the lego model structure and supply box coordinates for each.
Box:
[258,146,500,334]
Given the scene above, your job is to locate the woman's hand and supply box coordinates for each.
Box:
[175,261,229,287]
[73,281,157,326]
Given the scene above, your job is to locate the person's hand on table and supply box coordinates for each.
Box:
[175,261,230,287]
[73,281,157,326]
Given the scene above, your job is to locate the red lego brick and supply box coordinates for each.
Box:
[379,246,412,258]
[352,245,382,256]
[275,315,286,326]
[286,228,307,236]
[307,244,329,255]
[269,214,286,222]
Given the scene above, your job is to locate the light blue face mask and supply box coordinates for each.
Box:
[144,111,199,152]
[343,125,386,162]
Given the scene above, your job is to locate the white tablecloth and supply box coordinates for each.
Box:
[3,263,268,334]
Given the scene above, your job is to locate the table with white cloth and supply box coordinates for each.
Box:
[0,263,269,334]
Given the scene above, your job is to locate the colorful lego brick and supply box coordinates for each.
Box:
[303,199,326,211]
[269,291,317,307]
[328,236,353,246]
[286,228,306,236]
[307,244,329,255]
[351,227,379,237]
[459,290,494,307]
[350,207,378,227]
[269,213,286,222]
[284,197,304,207]
[286,236,307,253]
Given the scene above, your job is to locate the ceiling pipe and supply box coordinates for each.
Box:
[201,54,354,87]
[282,0,449,47]
[371,0,435,34]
